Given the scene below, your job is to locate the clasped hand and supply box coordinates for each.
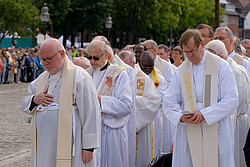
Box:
[33,88,54,106]
[180,110,205,124]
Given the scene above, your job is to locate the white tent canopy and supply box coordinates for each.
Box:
[36,33,51,46]
[58,35,71,48]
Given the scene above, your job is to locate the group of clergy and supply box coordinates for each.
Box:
[23,25,250,167]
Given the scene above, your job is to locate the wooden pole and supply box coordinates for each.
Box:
[215,0,220,29]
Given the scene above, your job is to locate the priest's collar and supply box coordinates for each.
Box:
[193,51,206,67]
[100,62,110,71]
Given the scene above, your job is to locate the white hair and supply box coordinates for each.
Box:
[241,44,247,55]
[205,40,228,57]
[106,45,114,57]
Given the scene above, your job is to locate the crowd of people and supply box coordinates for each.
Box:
[21,23,250,167]
[0,46,89,84]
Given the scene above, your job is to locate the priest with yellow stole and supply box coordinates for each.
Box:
[118,50,161,167]
[163,29,238,167]
[139,51,168,158]
[23,38,100,167]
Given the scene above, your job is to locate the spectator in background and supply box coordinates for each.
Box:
[0,50,5,83]
[241,39,250,57]
[21,53,27,82]
[70,46,77,57]
[172,46,184,67]
[78,48,87,57]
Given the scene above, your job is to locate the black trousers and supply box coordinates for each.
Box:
[244,128,250,166]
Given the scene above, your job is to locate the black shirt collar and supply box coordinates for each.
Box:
[100,62,110,71]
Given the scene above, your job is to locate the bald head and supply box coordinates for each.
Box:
[140,51,154,61]
[140,51,154,75]
[93,35,111,47]
[40,38,66,75]
[40,38,65,56]
[205,40,228,60]
[73,57,91,69]
[118,50,134,68]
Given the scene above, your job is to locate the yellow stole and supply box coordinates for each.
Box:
[149,68,160,160]
[150,68,160,88]
[180,52,220,167]
[31,57,75,167]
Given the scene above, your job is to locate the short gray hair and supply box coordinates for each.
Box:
[215,27,234,40]
[241,39,250,44]
[118,50,134,64]
[205,40,228,57]
[144,40,158,52]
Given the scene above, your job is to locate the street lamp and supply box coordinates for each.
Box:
[106,14,112,41]
[40,3,50,40]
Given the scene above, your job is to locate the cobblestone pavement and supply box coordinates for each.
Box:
[0,83,32,167]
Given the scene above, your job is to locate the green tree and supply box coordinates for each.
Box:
[0,0,39,40]
[72,0,110,47]
[34,0,71,46]
[110,0,182,47]
[172,0,221,46]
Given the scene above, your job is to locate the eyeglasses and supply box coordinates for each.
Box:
[146,47,154,50]
[214,36,229,40]
[134,50,143,54]
[87,53,105,61]
[202,35,213,38]
[183,45,200,55]
[140,65,154,69]
[41,50,60,63]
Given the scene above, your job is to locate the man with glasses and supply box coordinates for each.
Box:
[140,51,168,159]
[197,23,214,45]
[205,39,250,167]
[214,27,250,77]
[23,38,100,167]
[241,39,250,57]
[86,39,133,167]
[163,29,238,167]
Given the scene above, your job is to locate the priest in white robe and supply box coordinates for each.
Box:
[22,38,100,167]
[86,40,133,167]
[139,51,168,158]
[214,27,250,77]
[118,50,161,166]
[143,40,174,85]
[109,49,137,167]
[206,40,250,167]
[163,29,238,167]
